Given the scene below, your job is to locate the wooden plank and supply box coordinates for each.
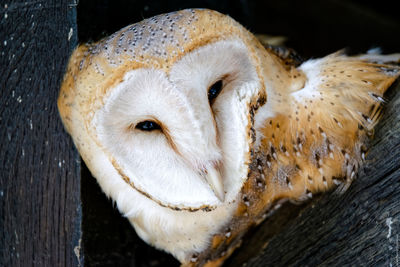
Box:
[0,1,82,266]
[228,82,400,266]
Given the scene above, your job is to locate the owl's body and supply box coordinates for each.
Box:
[58,9,399,266]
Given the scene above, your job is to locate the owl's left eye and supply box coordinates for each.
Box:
[208,80,223,103]
[135,120,161,131]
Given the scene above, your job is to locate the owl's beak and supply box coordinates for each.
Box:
[205,166,225,202]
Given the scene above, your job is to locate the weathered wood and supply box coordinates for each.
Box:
[227,82,400,266]
[0,1,82,266]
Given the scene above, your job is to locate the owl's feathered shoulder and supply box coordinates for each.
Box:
[255,51,400,204]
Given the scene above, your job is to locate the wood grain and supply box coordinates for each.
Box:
[0,1,82,266]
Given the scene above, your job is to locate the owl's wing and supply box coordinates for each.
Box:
[257,52,400,203]
[255,33,304,68]
[264,44,304,68]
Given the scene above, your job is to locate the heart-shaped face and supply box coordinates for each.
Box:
[58,8,267,263]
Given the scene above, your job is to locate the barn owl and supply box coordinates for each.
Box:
[58,9,400,266]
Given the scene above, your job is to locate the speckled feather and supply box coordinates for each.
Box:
[260,54,400,198]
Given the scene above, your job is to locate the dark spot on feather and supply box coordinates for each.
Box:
[369,104,376,114]
[371,93,380,99]
[281,145,287,153]
[361,144,368,153]
[314,152,321,168]
[361,113,370,121]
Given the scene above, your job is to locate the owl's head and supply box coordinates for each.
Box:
[58,9,268,211]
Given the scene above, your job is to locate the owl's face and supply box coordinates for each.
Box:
[94,39,261,209]
[59,9,266,218]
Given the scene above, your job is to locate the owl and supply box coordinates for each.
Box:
[58,9,400,266]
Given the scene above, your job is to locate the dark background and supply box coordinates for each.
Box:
[77,1,400,266]
[78,0,400,57]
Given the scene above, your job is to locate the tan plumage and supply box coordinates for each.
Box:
[260,54,398,196]
[58,9,400,266]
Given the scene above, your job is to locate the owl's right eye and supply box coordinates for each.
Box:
[208,80,223,104]
[135,120,161,131]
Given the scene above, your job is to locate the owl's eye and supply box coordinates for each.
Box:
[208,80,223,103]
[135,120,161,131]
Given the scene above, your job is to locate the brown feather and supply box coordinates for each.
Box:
[258,54,400,202]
